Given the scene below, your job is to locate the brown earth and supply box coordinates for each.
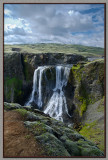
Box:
[4,110,47,158]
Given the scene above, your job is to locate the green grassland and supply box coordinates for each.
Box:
[4,43,104,57]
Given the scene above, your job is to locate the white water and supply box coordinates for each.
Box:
[26,65,71,122]
[25,66,48,108]
[44,66,71,122]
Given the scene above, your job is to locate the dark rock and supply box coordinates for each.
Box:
[12,48,21,52]
[4,102,23,110]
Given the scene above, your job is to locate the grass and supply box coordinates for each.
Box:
[4,43,104,57]
[79,121,104,152]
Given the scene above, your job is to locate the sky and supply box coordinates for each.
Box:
[4,4,104,47]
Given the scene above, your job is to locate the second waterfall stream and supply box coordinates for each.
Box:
[26,65,71,122]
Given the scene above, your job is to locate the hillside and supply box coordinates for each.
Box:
[4,43,104,58]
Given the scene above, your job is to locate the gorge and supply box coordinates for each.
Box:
[4,45,105,157]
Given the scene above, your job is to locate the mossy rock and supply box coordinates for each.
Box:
[64,140,80,156]
[4,102,22,110]
[79,120,104,152]
[36,132,70,156]
[24,121,53,136]
[69,59,104,119]
[5,102,104,157]
[16,108,28,117]
[77,139,104,156]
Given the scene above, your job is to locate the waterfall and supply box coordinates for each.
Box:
[26,65,71,122]
[25,66,48,108]
[44,66,71,122]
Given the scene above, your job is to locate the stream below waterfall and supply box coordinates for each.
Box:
[25,65,72,122]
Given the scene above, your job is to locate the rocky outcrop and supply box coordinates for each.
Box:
[4,52,33,105]
[67,59,104,119]
[4,102,104,157]
[22,52,87,67]
[66,59,104,151]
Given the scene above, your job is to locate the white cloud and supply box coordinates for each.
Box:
[4,9,12,16]
[4,4,104,47]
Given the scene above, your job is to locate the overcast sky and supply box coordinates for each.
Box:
[4,4,104,47]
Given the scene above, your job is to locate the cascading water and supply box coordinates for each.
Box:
[25,65,71,122]
[25,66,48,108]
[44,66,71,122]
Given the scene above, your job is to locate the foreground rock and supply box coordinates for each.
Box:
[4,102,104,157]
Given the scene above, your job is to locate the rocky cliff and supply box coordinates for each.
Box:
[66,59,104,151]
[4,52,87,105]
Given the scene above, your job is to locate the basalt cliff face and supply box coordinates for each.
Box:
[4,52,87,105]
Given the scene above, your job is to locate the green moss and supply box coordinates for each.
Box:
[74,81,89,117]
[4,77,23,102]
[79,121,104,152]
[32,121,47,135]
[72,64,80,70]
[71,64,82,83]
[80,99,87,116]
[16,108,28,117]
[24,135,31,139]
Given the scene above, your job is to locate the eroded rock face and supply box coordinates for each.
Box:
[4,102,104,157]
[66,59,104,151]
[4,52,33,105]
[67,59,104,120]
[4,52,87,105]
[22,53,87,67]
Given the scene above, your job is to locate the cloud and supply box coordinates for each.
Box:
[4,4,104,47]
[4,9,12,16]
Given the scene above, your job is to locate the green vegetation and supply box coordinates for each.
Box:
[71,64,89,116]
[4,43,104,57]
[4,77,23,102]
[24,135,31,139]
[16,108,28,117]
[79,121,104,152]
[32,121,47,136]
